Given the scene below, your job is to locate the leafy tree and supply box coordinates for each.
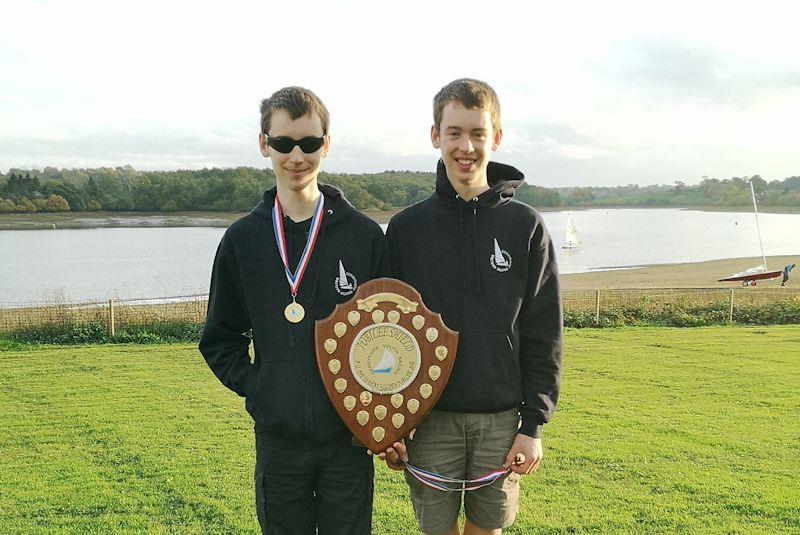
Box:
[566,188,596,206]
[16,197,37,212]
[0,198,16,213]
[41,180,87,211]
[1,172,41,201]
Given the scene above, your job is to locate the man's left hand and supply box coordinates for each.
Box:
[503,433,543,475]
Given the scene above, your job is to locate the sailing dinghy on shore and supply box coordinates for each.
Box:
[718,181,782,286]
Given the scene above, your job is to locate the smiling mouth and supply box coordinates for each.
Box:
[455,158,477,170]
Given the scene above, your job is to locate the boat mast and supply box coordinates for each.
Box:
[749,180,768,271]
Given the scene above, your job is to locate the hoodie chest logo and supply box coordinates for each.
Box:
[335,260,358,296]
[489,239,512,272]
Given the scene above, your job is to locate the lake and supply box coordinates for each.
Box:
[3,208,800,303]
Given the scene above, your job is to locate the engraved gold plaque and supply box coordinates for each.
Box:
[324,338,337,354]
[426,328,439,343]
[315,278,459,453]
[334,322,347,338]
[392,413,405,428]
[360,391,373,406]
[334,378,347,393]
[428,365,441,381]
[390,393,403,408]
[420,383,432,399]
[357,410,369,426]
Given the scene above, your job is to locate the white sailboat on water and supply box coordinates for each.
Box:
[562,213,580,249]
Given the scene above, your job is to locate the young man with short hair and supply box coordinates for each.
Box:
[385,79,563,535]
[200,86,386,534]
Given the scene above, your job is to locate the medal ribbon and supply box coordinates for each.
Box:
[404,463,511,492]
[272,194,325,297]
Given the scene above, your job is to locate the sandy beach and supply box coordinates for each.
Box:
[561,255,798,289]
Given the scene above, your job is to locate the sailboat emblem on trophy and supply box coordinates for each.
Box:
[371,349,397,374]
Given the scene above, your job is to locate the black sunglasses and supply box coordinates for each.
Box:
[264,135,325,154]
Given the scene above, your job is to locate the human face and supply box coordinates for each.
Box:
[259,109,330,194]
[431,101,502,193]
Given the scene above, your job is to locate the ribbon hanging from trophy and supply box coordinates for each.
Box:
[404,464,511,492]
[272,194,325,323]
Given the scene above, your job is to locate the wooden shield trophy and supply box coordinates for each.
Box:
[315,278,458,454]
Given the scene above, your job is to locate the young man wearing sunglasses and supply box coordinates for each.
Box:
[384,78,563,535]
[200,86,387,534]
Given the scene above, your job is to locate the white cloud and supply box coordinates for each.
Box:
[2,0,798,185]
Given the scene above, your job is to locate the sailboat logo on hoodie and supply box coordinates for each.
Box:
[334,260,358,296]
[489,239,512,272]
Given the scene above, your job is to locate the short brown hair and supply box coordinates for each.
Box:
[260,86,330,135]
[433,78,501,132]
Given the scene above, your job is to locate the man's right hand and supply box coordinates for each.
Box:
[368,429,414,471]
[382,440,408,471]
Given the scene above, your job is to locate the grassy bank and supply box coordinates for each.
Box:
[1,326,798,533]
[0,209,397,230]
[5,287,799,344]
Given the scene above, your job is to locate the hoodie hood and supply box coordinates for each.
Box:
[434,159,525,208]
[251,183,356,227]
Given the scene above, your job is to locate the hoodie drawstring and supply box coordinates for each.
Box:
[472,199,482,296]
[456,196,482,295]
[458,199,467,290]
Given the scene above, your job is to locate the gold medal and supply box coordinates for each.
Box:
[284,301,305,323]
[272,194,325,325]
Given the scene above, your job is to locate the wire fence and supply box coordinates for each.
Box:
[0,295,208,336]
[1,287,799,337]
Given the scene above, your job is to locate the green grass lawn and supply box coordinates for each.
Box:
[1,326,799,534]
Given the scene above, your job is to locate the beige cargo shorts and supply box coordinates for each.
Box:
[403,408,521,535]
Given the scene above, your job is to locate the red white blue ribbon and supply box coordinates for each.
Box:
[405,463,511,492]
[272,194,325,296]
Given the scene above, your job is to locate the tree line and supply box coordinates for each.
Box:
[0,166,798,214]
[555,175,800,208]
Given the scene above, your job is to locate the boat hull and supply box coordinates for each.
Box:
[718,270,782,285]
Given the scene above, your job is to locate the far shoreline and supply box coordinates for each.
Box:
[561,255,798,289]
[2,205,798,231]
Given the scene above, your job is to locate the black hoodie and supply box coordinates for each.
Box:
[386,160,562,438]
[200,184,388,442]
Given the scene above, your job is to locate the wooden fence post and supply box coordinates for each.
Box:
[108,299,116,338]
[728,289,735,323]
[595,290,601,325]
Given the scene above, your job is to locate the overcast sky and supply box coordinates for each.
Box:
[2,1,798,186]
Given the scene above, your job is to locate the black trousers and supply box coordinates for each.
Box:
[254,432,374,535]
